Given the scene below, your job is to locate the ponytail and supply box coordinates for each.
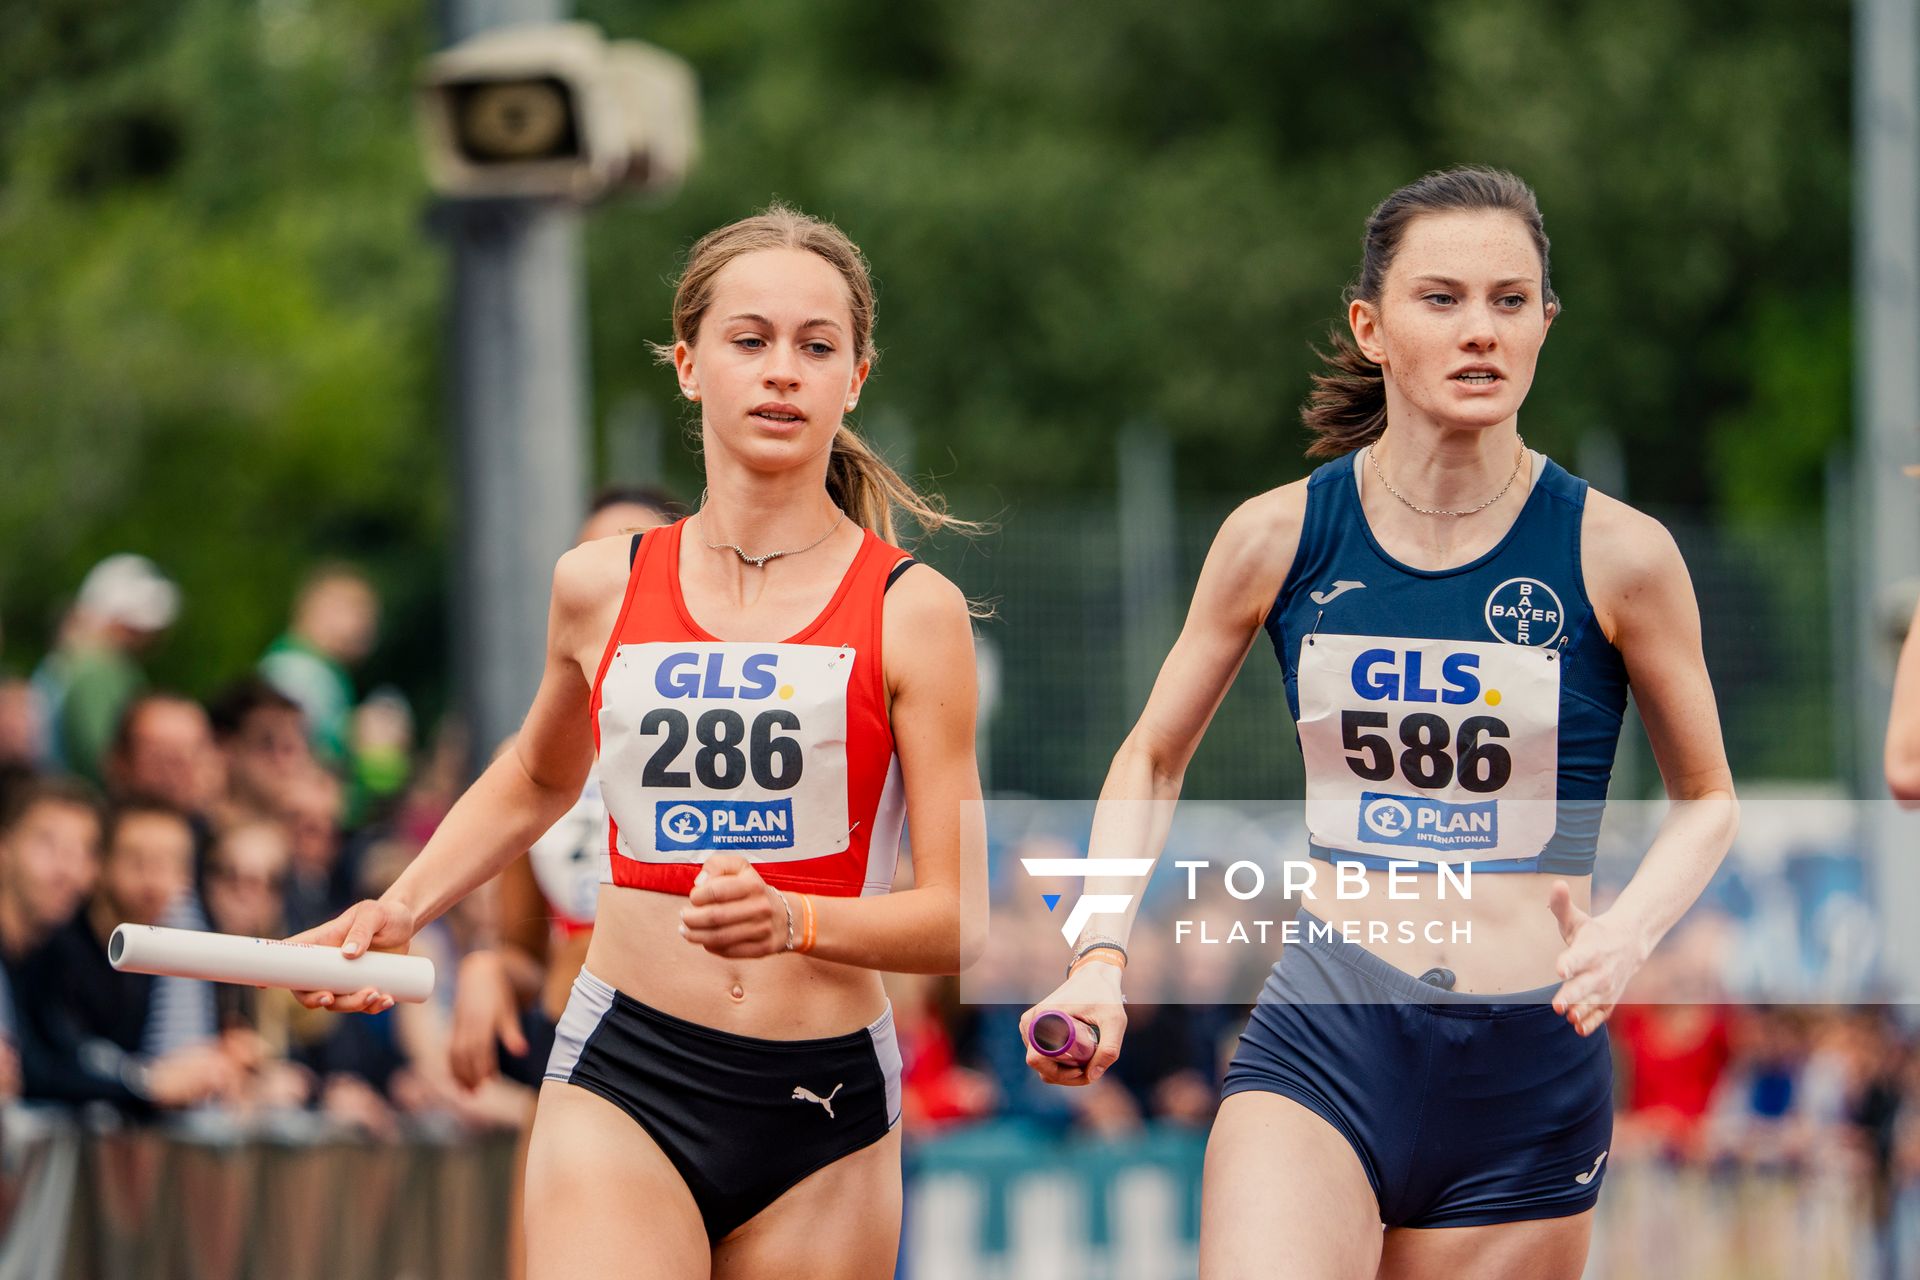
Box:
[1300,330,1388,459]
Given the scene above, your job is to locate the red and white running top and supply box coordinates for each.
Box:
[527,766,607,937]
[589,517,909,898]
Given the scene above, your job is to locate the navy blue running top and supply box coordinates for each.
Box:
[1265,450,1627,875]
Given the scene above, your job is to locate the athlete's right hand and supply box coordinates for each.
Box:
[1019,961,1126,1086]
[448,949,528,1089]
[287,897,416,1013]
[146,1043,245,1107]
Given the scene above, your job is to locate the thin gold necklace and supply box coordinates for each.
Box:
[1369,435,1528,518]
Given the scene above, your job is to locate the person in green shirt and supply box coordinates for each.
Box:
[258,564,379,772]
[31,555,180,785]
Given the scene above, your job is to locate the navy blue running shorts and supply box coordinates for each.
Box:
[544,968,903,1242]
[1222,910,1613,1229]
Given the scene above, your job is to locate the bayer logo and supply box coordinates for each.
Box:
[1363,796,1413,839]
[1483,577,1565,647]
[660,803,709,842]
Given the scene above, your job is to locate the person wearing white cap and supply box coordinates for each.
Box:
[31,554,181,784]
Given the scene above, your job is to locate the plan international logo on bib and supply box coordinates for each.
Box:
[656,799,797,851]
[1359,791,1500,851]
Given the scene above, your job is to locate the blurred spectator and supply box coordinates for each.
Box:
[202,820,293,1026]
[1702,1009,1813,1168]
[0,776,103,1104]
[17,799,238,1112]
[105,692,224,851]
[207,677,312,821]
[199,820,314,1113]
[278,765,353,934]
[346,686,414,826]
[1888,590,1920,804]
[203,820,291,943]
[0,679,42,772]
[1613,1003,1734,1160]
[891,974,998,1132]
[1101,1003,1221,1129]
[362,838,531,1133]
[258,565,379,771]
[1845,1014,1906,1220]
[30,554,180,784]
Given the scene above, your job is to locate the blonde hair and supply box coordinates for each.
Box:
[654,204,977,546]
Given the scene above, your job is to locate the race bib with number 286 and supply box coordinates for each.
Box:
[597,642,854,866]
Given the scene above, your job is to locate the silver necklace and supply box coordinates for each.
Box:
[1369,435,1528,518]
[698,507,844,568]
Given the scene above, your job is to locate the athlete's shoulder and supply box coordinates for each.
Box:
[1189,478,1312,626]
[554,530,642,621]
[1580,487,1684,576]
[1214,477,1311,572]
[880,558,973,695]
[1579,488,1691,641]
[880,556,969,629]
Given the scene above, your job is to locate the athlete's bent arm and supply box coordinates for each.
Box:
[291,544,608,1010]
[677,567,988,974]
[1020,489,1303,1084]
[1548,499,1739,1036]
[1886,595,1920,805]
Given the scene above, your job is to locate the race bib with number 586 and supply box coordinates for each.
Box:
[1296,633,1560,864]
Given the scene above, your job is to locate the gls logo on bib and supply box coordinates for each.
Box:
[599,642,855,865]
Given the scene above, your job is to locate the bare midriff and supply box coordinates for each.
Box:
[1297,866,1589,993]
[580,885,887,1038]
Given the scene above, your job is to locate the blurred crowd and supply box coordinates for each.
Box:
[0,551,529,1138]
[889,872,1920,1234]
[1,549,1916,1240]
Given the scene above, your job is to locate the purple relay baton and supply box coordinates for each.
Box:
[1027,1010,1100,1067]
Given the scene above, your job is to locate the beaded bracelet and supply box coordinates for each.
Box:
[774,889,796,952]
[1066,939,1128,977]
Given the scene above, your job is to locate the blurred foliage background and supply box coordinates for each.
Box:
[0,0,1857,779]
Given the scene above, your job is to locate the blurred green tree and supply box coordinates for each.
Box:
[0,0,1854,768]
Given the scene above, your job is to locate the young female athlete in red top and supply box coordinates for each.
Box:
[295,207,985,1280]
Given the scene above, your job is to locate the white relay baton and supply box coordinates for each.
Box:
[109,925,436,1004]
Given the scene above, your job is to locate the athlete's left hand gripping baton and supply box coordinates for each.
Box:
[1027,1010,1100,1068]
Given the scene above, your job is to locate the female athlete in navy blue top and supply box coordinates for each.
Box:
[1022,168,1738,1278]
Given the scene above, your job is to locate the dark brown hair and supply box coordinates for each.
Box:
[0,774,103,838]
[1302,167,1559,458]
[653,204,976,546]
[206,677,300,742]
[102,799,190,860]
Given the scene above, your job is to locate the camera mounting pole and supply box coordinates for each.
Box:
[423,1,696,776]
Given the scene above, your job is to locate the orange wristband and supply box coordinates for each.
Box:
[1069,949,1125,976]
[796,893,817,954]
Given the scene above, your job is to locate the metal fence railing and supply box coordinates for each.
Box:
[0,1111,1894,1280]
[919,503,1843,800]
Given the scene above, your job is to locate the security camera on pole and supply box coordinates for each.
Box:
[419,8,698,775]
